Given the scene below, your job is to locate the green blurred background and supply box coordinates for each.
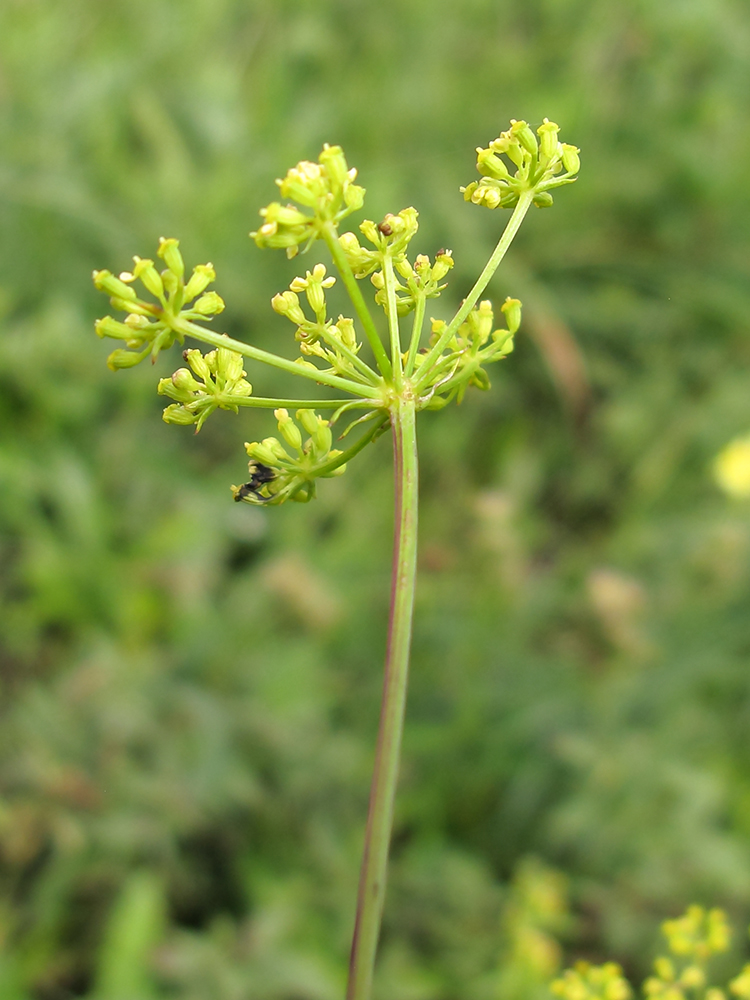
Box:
[3,0,750,997]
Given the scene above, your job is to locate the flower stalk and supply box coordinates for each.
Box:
[347,396,418,1000]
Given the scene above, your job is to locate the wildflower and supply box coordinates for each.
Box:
[714,434,750,497]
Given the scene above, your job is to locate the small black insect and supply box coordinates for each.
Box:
[234,462,276,503]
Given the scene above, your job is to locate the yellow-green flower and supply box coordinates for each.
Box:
[714,434,750,497]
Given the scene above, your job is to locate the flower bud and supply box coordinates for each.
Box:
[162,404,198,426]
[299,339,326,358]
[432,250,454,282]
[334,316,357,349]
[492,329,514,356]
[262,437,289,461]
[504,139,525,168]
[394,258,414,281]
[157,237,185,279]
[277,161,324,207]
[305,277,327,317]
[510,119,538,156]
[501,297,522,334]
[132,256,165,298]
[343,184,365,212]
[184,348,212,382]
[245,441,282,466]
[476,147,510,179]
[296,408,320,436]
[312,263,334,284]
[106,348,144,370]
[537,119,560,160]
[171,368,201,392]
[360,220,380,246]
[266,201,311,227]
[216,347,244,383]
[274,408,303,450]
[124,313,152,330]
[312,418,332,454]
[533,191,554,208]
[481,186,502,209]
[95,316,132,339]
[319,143,348,190]
[272,290,306,325]
[193,291,225,315]
[339,232,361,254]
[93,270,138,301]
[162,270,179,296]
[183,263,216,302]
[561,143,580,174]
[471,301,494,344]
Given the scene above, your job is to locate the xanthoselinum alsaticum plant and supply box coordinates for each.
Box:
[92,117,579,1000]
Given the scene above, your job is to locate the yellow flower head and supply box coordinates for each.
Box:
[714,434,750,498]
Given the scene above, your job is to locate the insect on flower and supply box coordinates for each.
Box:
[232,462,276,503]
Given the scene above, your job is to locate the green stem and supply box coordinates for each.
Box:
[314,412,389,477]
[232,396,374,409]
[414,189,534,391]
[346,396,418,1000]
[322,224,393,381]
[404,292,426,378]
[382,255,403,391]
[172,317,381,399]
[317,325,382,385]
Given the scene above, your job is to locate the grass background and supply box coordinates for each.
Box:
[2,1,750,997]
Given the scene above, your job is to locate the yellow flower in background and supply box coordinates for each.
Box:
[714,434,750,497]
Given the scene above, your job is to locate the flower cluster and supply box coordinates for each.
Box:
[157,344,253,432]
[552,907,739,1000]
[661,906,731,963]
[371,250,454,317]
[92,118,580,506]
[416,297,520,406]
[462,118,580,210]
[271,264,376,385]
[251,145,364,258]
[339,208,420,278]
[645,959,722,1000]
[233,408,347,505]
[93,238,224,368]
[338,208,454,316]
[551,962,632,1000]
[642,907,730,1000]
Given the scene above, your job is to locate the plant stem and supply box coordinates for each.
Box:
[322,224,393,381]
[346,395,418,1000]
[404,292,426,378]
[172,317,381,399]
[233,396,374,409]
[314,412,389,477]
[414,189,534,390]
[317,325,383,386]
[382,254,403,391]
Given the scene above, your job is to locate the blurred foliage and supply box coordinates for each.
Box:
[2,0,750,997]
